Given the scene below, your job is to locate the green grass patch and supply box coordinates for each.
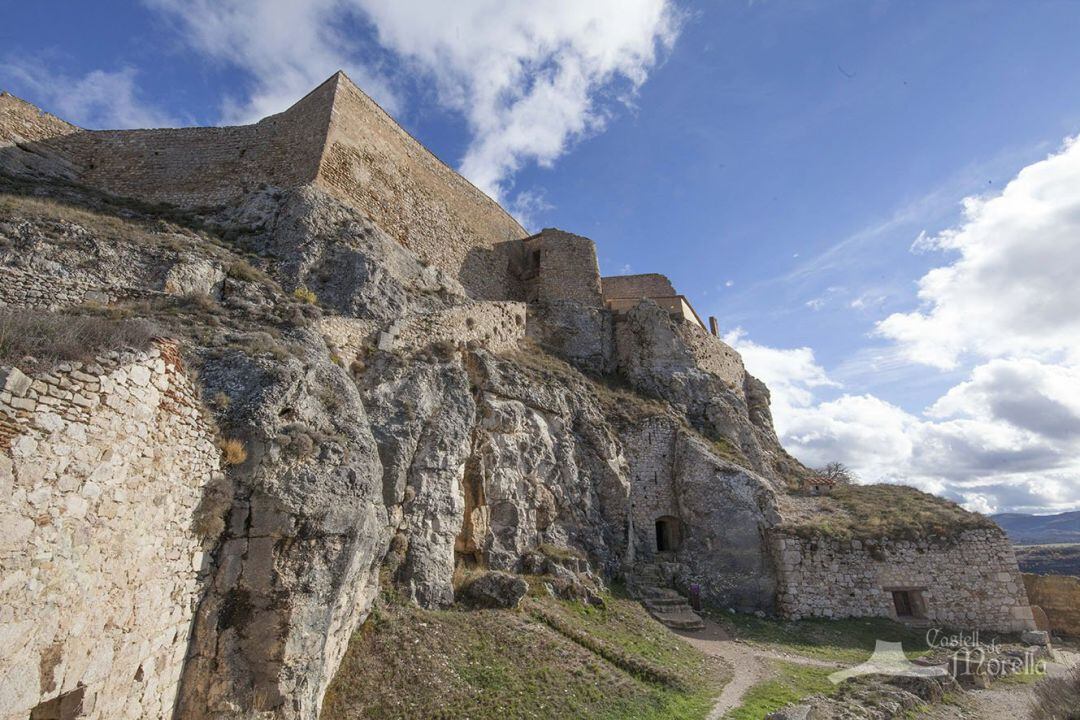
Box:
[322,591,727,720]
[724,661,837,720]
[713,612,931,664]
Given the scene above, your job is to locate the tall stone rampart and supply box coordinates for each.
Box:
[316,75,527,299]
[0,341,220,720]
[1,73,527,299]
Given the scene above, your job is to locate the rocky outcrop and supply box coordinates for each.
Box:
[175,332,390,720]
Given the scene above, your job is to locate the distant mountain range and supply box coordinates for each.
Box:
[991,511,1080,545]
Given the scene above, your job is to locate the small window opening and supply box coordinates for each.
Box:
[655,516,681,552]
[29,685,86,720]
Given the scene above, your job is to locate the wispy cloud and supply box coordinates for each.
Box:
[0,61,175,129]
[145,0,682,202]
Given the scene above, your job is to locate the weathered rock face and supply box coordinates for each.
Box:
[360,349,475,608]
[0,343,220,720]
[614,300,799,486]
[175,333,390,720]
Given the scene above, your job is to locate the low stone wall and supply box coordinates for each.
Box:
[0,265,162,310]
[773,530,1036,632]
[0,341,220,720]
[1023,573,1080,637]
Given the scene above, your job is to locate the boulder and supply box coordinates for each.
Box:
[460,571,528,609]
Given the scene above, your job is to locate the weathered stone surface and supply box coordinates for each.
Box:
[459,571,528,609]
[1023,573,1080,637]
[0,341,219,720]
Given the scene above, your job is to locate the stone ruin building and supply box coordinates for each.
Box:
[0,72,1035,720]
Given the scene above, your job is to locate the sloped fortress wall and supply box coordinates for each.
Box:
[0,342,220,720]
[316,76,527,299]
[1,73,527,299]
[41,80,335,208]
[774,530,1036,632]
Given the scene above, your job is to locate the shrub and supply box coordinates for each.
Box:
[210,392,231,411]
[226,260,262,282]
[292,285,318,304]
[0,308,161,370]
[218,438,248,466]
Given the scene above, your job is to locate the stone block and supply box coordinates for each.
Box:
[0,366,32,397]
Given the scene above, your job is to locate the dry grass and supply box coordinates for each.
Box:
[784,484,996,540]
[218,438,248,466]
[1029,665,1080,720]
[321,589,724,720]
[0,307,162,371]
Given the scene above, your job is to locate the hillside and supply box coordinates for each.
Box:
[993,511,1080,545]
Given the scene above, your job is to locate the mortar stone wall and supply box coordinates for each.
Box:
[674,322,745,390]
[601,274,677,300]
[774,530,1036,632]
[625,418,681,564]
[512,229,603,306]
[0,341,220,720]
[320,301,527,361]
[0,92,78,144]
[317,76,526,299]
[1023,573,1080,637]
[3,73,526,300]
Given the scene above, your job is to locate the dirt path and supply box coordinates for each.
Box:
[674,619,841,719]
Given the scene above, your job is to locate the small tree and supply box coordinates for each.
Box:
[816,461,857,485]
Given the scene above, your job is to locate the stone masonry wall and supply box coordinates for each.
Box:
[6,73,527,300]
[319,301,527,361]
[0,341,221,720]
[0,266,161,310]
[601,274,677,300]
[514,229,603,306]
[42,78,333,209]
[1023,573,1080,637]
[315,74,526,299]
[0,93,78,145]
[774,530,1036,632]
[674,322,745,390]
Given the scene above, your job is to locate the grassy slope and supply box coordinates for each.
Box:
[322,590,726,720]
[714,612,932,664]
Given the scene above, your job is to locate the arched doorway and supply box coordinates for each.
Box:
[655,516,681,553]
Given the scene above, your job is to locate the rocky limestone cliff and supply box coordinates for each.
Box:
[0,88,1031,720]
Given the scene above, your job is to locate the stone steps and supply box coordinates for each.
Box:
[632,562,704,631]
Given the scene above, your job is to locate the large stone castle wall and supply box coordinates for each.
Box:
[0,342,220,720]
[42,80,334,208]
[1,73,527,299]
[774,530,1036,632]
[316,77,526,299]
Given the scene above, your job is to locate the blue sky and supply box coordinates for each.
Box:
[4,0,1080,514]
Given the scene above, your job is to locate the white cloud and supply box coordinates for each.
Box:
[146,0,680,200]
[0,62,174,129]
[723,133,1080,515]
[144,0,401,123]
[876,135,1080,369]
